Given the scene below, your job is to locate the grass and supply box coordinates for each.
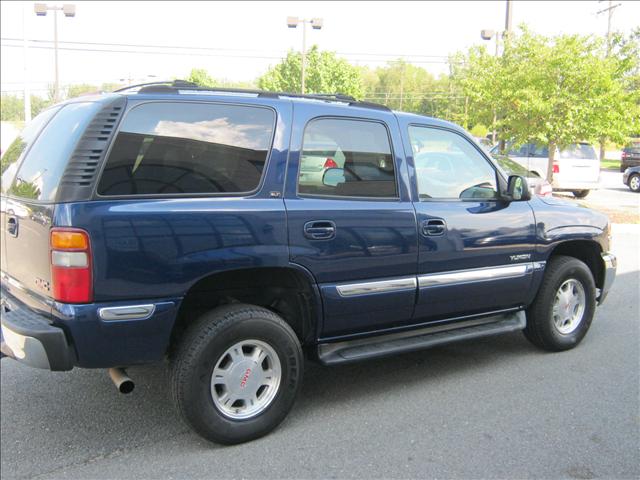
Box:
[601,158,621,170]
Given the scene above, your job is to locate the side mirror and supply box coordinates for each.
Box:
[322,167,345,187]
[506,175,531,201]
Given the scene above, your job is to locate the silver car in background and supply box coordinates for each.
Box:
[491,142,600,198]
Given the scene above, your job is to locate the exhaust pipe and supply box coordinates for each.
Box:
[108,367,135,394]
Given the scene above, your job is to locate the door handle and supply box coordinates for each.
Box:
[304,220,336,240]
[6,216,18,237]
[421,219,446,236]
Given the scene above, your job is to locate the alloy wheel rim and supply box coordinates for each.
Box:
[210,339,281,420]
[630,175,640,190]
[552,279,586,334]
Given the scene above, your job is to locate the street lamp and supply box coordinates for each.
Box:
[286,16,323,94]
[480,29,501,144]
[34,3,76,103]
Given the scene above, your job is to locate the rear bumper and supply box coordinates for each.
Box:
[1,299,75,371]
[597,252,617,305]
[1,281,181,369]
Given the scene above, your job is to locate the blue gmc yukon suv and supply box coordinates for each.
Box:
[0,81,616,444]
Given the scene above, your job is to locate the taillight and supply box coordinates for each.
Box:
[323,158,338,169]
[50,228,93,303]
[552,163,560,174]
[539,183,553,197]
[622,152,628,159]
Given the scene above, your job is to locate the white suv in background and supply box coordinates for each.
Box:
[491,142,600,198]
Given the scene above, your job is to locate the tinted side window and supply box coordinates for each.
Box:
[1,106,61,194]
[98,102,275,196]
[298,118,397,198]
[409,126,498,200]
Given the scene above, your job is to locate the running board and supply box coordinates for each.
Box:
[317,311,526,365]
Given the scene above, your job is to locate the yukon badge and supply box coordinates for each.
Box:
[510,254,531,262]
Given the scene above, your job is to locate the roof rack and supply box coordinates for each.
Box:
[113,80,390,111]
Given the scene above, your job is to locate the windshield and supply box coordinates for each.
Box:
[1,106,61,194]
[494,155,533,176]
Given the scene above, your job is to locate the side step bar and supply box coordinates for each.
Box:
[317,311,526,365]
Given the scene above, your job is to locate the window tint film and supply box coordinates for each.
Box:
[98,102,275,196]
[298,118,397,198]
[409,126,498,200]
[1,106,61,195]
[8,102,100,201]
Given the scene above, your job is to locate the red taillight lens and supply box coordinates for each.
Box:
[323,158,338,169]
[50,228,93,303]
[539,183,553,197]
[552,163,560,174]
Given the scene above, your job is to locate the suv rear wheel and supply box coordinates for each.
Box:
[170,304,303,444]
[524,256,596,351]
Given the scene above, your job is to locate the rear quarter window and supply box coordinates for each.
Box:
[6,102,102,201]
[97,102,275,196]
[1,106,61,195]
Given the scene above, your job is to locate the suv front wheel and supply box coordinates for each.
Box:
[524,256,596,351]
[170,304,303,444]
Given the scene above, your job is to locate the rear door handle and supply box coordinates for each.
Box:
[304,220,336,240]
[421,219,446,236]
[6,216,18,237]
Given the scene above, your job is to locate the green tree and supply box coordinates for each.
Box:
[66,83,99,98]
[362,60,437,114]
[258,45,363,97]
[498,28,638,180]
[1,95,23,121]
[30,96,52,117]
[187,68,257,90]
[187,68,218,87]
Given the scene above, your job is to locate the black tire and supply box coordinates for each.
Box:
[524,256,596,352]
[572,190,590,198]
[628,173,640,193]
[170,304,303,445]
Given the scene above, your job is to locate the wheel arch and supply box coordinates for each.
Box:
[170,266,321,352]
[547,240,604,290]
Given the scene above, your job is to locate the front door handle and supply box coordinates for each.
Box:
[304,220,336,240]
[6,216,18,237]
[421,219,446,236]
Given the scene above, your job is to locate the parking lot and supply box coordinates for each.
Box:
[557,170,639,223]
[1,222,638,479]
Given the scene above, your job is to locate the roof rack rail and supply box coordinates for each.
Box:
[114,80,390,111]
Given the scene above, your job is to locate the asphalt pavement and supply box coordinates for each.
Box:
[555,170,640,223]
[1,225,639,480]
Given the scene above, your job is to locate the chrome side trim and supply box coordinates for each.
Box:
[99,304,156,321]
[418,263,531,288]
[336,277,417,297]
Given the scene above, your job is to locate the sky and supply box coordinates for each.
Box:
[1,0,639,97]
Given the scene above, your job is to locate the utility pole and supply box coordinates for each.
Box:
[597,0,621,56]
[504,0,513,45]
[22,3,31,122]
[596,1,622,161]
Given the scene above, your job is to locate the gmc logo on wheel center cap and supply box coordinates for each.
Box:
[239,368,252,388]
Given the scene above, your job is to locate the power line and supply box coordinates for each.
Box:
[1,37,453,59]
[0,38,455,64]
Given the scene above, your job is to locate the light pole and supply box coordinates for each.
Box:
[34,3,76,103]
[480,29,501,144]
[286,16,323,94]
